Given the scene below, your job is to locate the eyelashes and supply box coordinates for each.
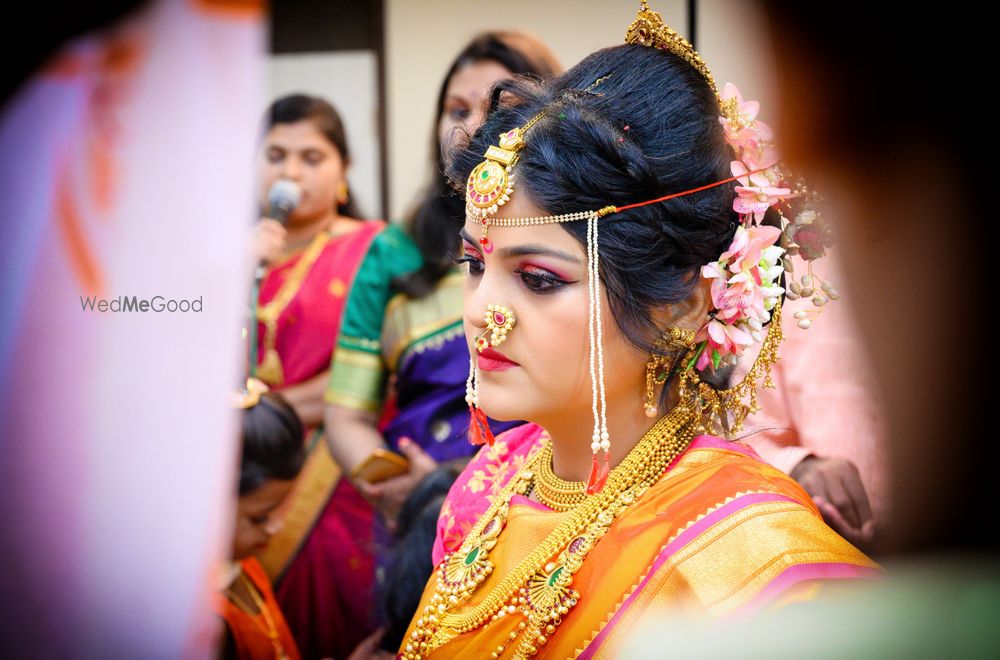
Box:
[453,253,572,295]
[454,254,484,276]
[513,267,568,294]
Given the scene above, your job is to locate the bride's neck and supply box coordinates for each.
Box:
[539,383,689,482]
[540,401,659,483]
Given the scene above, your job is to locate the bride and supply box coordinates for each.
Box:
[400,4,876,658]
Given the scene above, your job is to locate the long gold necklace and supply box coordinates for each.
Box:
[403,404,696,659]
[226,571,290,660]
[255,230,330,386]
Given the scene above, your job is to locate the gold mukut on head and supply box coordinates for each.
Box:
[625,0,718,101]
[475,304,516,352]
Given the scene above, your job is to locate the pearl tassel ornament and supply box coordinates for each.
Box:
[465,356,478,408]
[586,211,611,494]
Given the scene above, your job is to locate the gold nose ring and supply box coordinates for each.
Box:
[475,304,516,352]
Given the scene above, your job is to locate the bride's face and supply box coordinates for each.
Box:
[459,193,648,426]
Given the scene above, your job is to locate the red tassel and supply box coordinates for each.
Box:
[468,405,495,447]
[586,453,599,492]
[586,452,609,495]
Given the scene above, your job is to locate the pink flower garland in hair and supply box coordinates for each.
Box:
[693,83,795,373]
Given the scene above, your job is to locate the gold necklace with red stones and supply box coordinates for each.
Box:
[402,404,696,659]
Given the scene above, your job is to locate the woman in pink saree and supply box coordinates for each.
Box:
[248,94,384,659]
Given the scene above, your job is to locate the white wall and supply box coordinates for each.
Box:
[696,0,777,127]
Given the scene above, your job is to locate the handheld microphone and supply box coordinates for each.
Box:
[266,179,302,225]
[255,179,303,282]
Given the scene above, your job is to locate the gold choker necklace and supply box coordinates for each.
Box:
[532,442,586,512]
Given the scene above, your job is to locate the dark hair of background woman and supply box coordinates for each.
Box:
[394,31,561,298]
[265,93,363,219]
[377,460,468,651]
[239,391,306,495]
[448,44,740,397]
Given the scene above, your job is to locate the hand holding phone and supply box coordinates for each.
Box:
[350,448,410,484]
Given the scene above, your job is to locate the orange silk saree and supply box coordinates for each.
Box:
[405,425,877,658]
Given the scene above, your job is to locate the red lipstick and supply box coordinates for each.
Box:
[477,347,519,371]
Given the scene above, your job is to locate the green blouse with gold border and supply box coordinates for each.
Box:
[324,222,424,414]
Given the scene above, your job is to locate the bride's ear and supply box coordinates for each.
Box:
[649,277,711,334]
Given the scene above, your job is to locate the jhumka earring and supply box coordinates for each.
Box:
[644,326,696,418]
[676,301,785,434]
[337,181,349,205]
[466,303,517,447]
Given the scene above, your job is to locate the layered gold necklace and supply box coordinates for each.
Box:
[402,404,697,659]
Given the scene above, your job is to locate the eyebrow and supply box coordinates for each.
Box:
[266,145,325,153]
[460,228,582,264]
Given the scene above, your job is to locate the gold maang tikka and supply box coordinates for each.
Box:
[465,110,547,253]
